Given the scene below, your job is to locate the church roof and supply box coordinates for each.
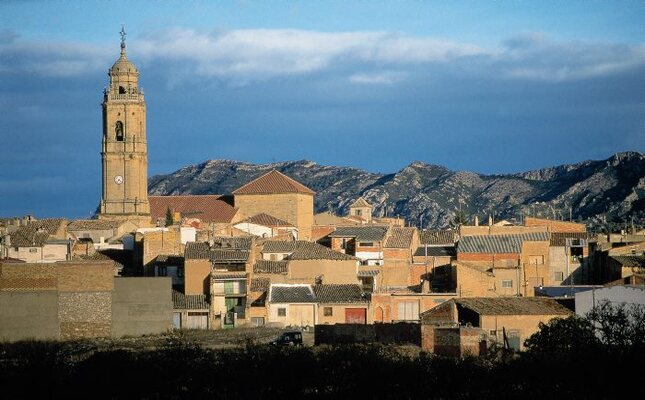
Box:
[149,195,238,223]
[232,170,315,195]
[350,197,372,208]
[109,42,138,75]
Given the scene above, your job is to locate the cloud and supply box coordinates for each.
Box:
[349,71,407,85]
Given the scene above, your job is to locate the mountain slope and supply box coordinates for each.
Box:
[149,152,645,230]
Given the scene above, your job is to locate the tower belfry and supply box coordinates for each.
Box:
[98,27,150,223]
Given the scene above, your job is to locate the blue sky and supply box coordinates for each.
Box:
[1,0,644,217]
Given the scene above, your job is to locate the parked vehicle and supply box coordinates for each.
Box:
[270,330,303,346]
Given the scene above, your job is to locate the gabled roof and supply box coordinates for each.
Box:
[328,226,389,242]
[451,297,572,316]
[233,170,315,195]
[240,213,294,228]
[385,227,416,248]
[262,240,298,253]
[288,242,357,261]
[68,219,124,231]
[550,232,593,247]
[269,284,316,303]
[350,197,372,208]
[420,230,457,245]
[185,241,251,262]
[149,195,238,223]
[313,284,367,304]
[172,290,209,310]
[414,246,456,257]
[253,260,289,274]
[458,232,550,254]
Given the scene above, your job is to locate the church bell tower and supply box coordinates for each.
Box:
[98,27,150,222]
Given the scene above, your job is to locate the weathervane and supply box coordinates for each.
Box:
[120,25,127,50]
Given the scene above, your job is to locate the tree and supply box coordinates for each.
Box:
[165,207,174,226]
[586,300,645,350]
[524,315,599,354]
[450,210,469,228]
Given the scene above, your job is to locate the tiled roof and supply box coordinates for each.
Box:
[328,226,389,242]
[172,290,209,310]
[350,197,372,208]
[357,269,380,277]
[241,213,294,228]
[250,277,270,292]
[149,195,238,223]
[288,242,358,261]
[550,232,593,247]
[185,242,211,259]
[10,229,49,247]
[385,227,416,248]
[311,226,336,241]
[610,255,645,268]
[74,249,132,269]
[458,232,550,254]
[68,219,123,231]
[211,249,250,263]
[211,271,247,280]
[214,236,253,250]
[233,170,315,195]
[452,297,572,316]
[269,284,316,303]
[262,240,298,253]
[253,260,289,274]
[313,284,367,303]
[413,246,456,257]
[420,230,457,245]
[154,254,184,266]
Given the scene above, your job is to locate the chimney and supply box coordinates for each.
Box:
[422,279,430,293]
[488,215,493,226]
[474,216,479,226]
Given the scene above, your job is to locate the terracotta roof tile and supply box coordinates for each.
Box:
[311,226,336,241]
[385,227,416,248]
[68,219,124,231]
[420,230,457,245]
[172,290,209,310]
[452,297,572,315]
[609,255,645,268]
[328,226,389,242]
[269,284,316,303]
[253,260,289,274]
[313,284,367,303]
[242,213,294,227]
[350,197,372,208]
[251,277,270,292]
[414,246,456,257]
[232,170,314,195]
[149,195,238,223]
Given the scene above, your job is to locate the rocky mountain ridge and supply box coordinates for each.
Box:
[149,152,645,230]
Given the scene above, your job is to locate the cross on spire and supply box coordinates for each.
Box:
[119,25,127,53]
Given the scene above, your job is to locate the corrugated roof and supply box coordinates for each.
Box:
[550,232,593,247]
[385,227,416,248]
[149,195,238,223]
[313,284,367,304]
[419,230,457,245]
[610,255,645,268]
[350,197,372,208]
[68,219,123,231]
[269,284,316,303]
[328,226,389,242]
[414,246,456,257]
[172,290,209,310]
[253,260,289,274]
[241,213,294,228]
[458,232,550,254]
[233,170,315,195]
[453,297,572,315]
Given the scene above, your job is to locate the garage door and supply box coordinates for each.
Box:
[187,312,208,329]
[345,308,367,324]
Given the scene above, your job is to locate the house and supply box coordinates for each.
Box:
[328,225,389,266]
[233,213,298,239]
[5,219,73,263]
[380,227,419,289]
[233,170,315,240]
[347,197,374,224]
[549,232,593,285]
[67,219,137,249]
[420,297,572,351]
[314,284,370,324]
[267,284,317,327]
[172,289,210,329]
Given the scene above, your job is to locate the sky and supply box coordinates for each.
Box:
[0,0,644,218]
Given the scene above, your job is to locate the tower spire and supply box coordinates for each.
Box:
[119,25,127,55]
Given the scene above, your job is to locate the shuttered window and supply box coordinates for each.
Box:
[397,301,419,321]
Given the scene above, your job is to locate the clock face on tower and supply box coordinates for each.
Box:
[114,175,124,185]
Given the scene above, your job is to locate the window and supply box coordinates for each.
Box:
[119,86,126,94]
[341,238,347,249]
[397,301,419,321]
[324,307,333,316]
[115,121,124,141]
[355,209,362,216]
[29,248,38,253]
[501,280,513,288]
[157,266,167,277]
[251,317,265,327]
[277,308,286,317]
[489,330,497,336]
[359,242,373,247]
[554,271,564,281]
